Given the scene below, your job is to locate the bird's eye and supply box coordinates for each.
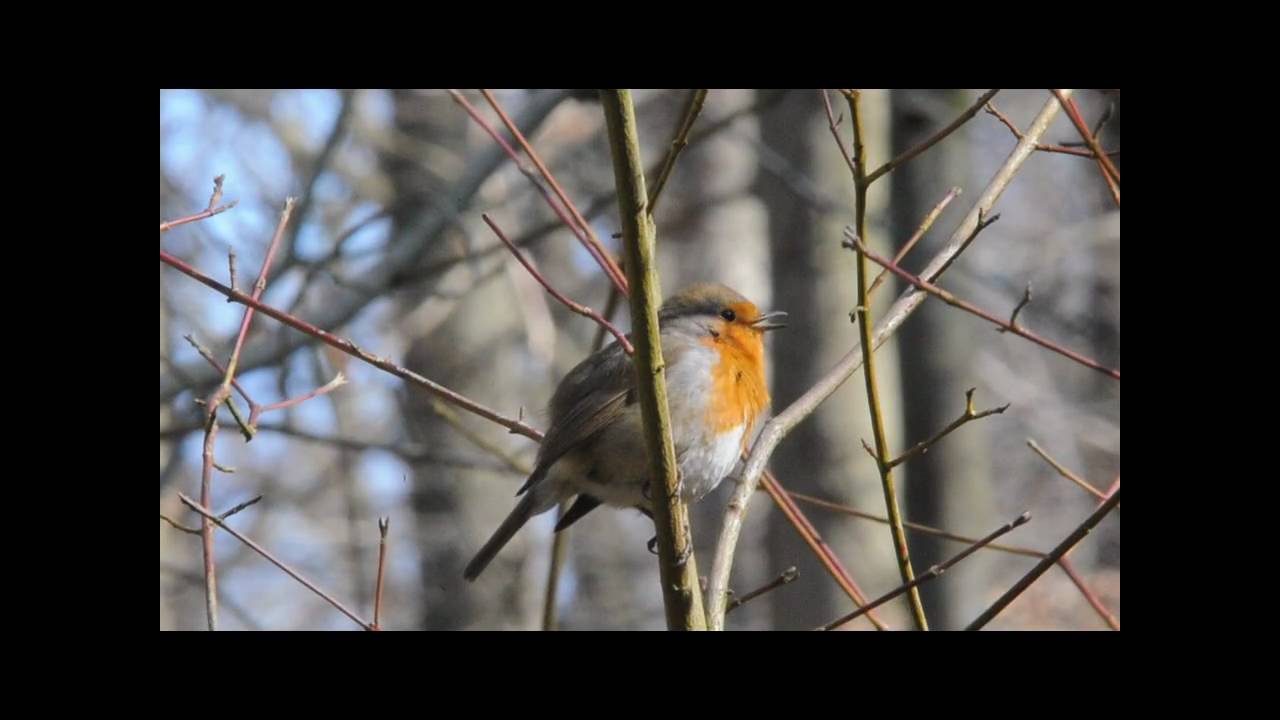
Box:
[720,309,736,322]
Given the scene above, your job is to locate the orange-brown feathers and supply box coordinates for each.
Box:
[701,300,770,445]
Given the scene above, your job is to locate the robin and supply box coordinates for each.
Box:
[464,282,786,581]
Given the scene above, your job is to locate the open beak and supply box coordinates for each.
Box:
[752,310,788,331]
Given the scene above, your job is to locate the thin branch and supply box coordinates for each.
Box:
[725,566,799,615]
[160,195,238,233]
[787,491,1043,558]
[1053,90,1121,186]
[228,250,239,292]
[760,472,890,630]
[448,90,628,297]
[207,174,225,210]
[709,91,1074,631]
[820,90,857,178]
[482,213,634,354]
[646,89,709,217]
[997,282,1033,333]
[602,89,705,631]
[1058,556,1120,630]
[1027,439,1109,501]
[788,490,1119,629]
[160,249,543,441]
[845,90,928,630]
[985,101,1120,160]
[864,89,1000,185]
[160,514,201,535]
[1051,90,1120,207]
[966,488,1120,630]
[196,198,295,631]
[478,89,630,296]
[868,186,961,297]
[161,495,261,535]
[249,372,348,426]
[821,512,1031,630]
[886,388,1010,470]
[183,334,255,441]
[373,517,389,630]
[177,493,374,631]
[845,232,1120,381]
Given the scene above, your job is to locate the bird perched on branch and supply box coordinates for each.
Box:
[464,282,785,581]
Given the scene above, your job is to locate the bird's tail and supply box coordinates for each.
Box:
[464,490,540,581]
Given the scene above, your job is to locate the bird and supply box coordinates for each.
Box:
[464,282,786,581]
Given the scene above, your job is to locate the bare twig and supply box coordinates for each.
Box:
[178,493,374,630]
[864,89,1000,185]
[160,514,201,535]
[449,90,628,297]
[228,250,239,292]
[196,198,296,631]
[845,232,1120,381]
[218,494,262,522]
[1052,90,1120,207]
[788,490,1119,629]
[787,491,1043,558]
[602,89,705,631]
[868,186,961,296]
[1053,90,1120,186]
[844,90,928,630]
[725,566,799,615]
[483,214,634,354]
[966,488,1120,630]
[997,282,1033,333]
[821,512,1031,630]
[160,198,238,233]
[708,91,1074,631]
[1027,439,1109,501]
[760,472,889,630]
[480,90,630,295]
[820,90,857,178]
[160,249,543,441]
[207,174,225,210]
[1058,556,1120,630]
[248,372,348,426]
[885,388,1010,470]
[647,89,709,217]
[373,517,389,630]
[985,102,1120,160]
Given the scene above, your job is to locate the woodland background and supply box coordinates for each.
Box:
[159,89,1120,631]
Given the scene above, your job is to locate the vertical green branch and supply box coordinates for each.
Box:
[845,90,929,630]
[600,89,706,631]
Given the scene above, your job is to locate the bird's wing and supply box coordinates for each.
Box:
[517,341,636,495]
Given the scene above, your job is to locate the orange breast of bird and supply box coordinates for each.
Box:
[701,323,770,450]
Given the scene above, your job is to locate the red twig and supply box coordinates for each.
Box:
[844,231,1120,381]
[820,90,858,178]
[248,372,348,427]
[160,249,543,441]
[449,90,628,297]
[178,493,374,631]
[196,197,297,631]
[1057,557,1120,630]
[984,102,1120,160]
[483,214,634,355]
[759,471,890,630]
[868,186,962,297]
[160,203,239,233]
[1052,90,1120,207]
[966,488,1121,630]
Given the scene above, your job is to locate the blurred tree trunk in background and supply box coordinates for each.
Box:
[760,91,909,630]
[891,89,998,629]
